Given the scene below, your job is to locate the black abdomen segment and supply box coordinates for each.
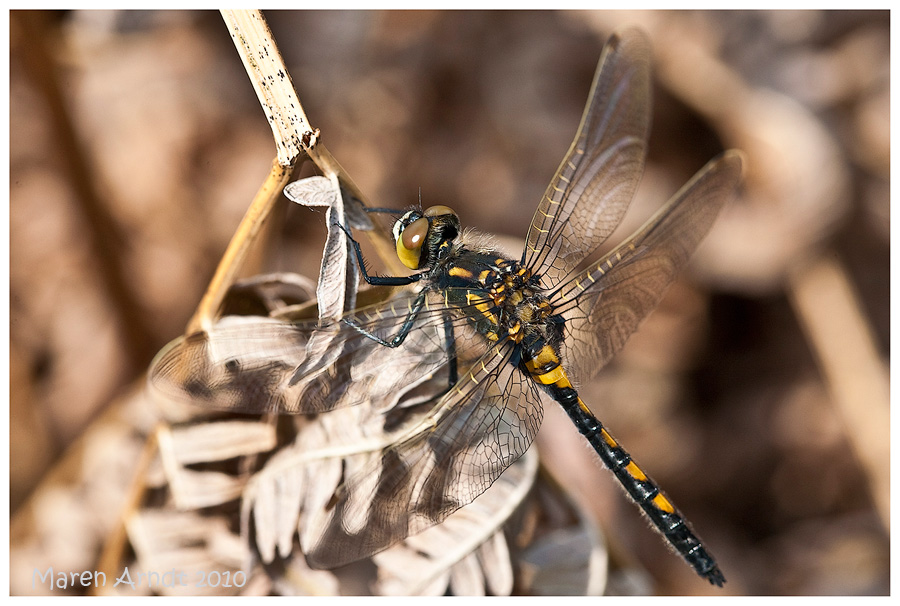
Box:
[527,349,726,586]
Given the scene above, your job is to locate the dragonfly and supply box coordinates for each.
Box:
[150,27,742,588]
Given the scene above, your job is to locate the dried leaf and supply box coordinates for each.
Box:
[126,510,247,596]
[284,175,370,320]
[449,552,487,596]
[517,523,607,595]
[372,449,537,596]
[148,315,312,414]
[476,529,514,596]
[164,465,248,510]
[167,420,276,465]
[225,272,318,316]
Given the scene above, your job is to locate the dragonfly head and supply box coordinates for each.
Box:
[393,205,460,269]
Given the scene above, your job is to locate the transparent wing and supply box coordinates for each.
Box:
[552,151,744,388]
[148,287,496,416]
[522,27,651,289]
[301,341,546,568]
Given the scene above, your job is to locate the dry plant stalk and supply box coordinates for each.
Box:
[96,10,312,588]
[188,10,315,333]
[220,9,316,167]
[189,10,400,335]
[186,160,294,334]
[787,257,890,529]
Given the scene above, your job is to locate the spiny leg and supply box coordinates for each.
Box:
[335,222,423,287]
[334,220,430,348]
[343,289,428,349]
[336,222,457,375]
[441,312,458,387]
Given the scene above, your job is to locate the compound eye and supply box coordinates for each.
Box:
[424,205,456,219]
[397,216,429,269]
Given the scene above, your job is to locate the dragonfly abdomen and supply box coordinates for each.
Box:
[522,337,727,586]
[567,397,726,585]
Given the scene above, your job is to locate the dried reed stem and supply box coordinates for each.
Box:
[186,10,318,333]
[220,9,317,166]
[93,425,161,594]
[186,159,294,333]
[787,256,890,530]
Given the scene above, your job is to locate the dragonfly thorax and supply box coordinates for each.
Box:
[500,266,552,323]
[450,258,562,350]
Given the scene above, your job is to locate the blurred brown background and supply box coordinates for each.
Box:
[9,10,889,595]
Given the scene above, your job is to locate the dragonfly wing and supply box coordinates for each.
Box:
[149,292,443,414]
[285,286,508,415]
[523,27,651,288]
[148,315,313,414]
[554,151,743,388]
[284,292,454,415]
[302,342,545,569]
[148,287,499,416]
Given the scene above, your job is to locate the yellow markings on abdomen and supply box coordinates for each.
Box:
[465,292,499,325]
[624,461,647,482]
[611,433,677,514]
[653,492,675,514]
[598,426,618,448]
[529,344,558,368]
[525,346,573,387]
[534,365,568,386]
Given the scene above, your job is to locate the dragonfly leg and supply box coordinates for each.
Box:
[343,289,428,348]
[442,312,458,387]
[336,221,458,385]
[334,222,423,287]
